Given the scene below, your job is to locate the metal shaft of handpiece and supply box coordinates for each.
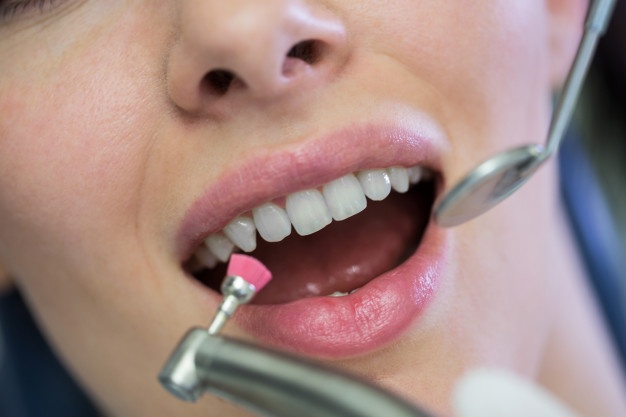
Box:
[207,310,230,335]
[207,275,257,335]
[159,329,435,417]
[208,294,240,335]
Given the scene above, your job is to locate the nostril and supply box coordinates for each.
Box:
[203,69,236,96]
[286,40,322,65]
[198,41,325,98]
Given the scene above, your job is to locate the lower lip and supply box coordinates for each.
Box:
[229,222,449,358]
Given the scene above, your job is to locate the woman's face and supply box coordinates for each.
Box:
[0,1,584,416]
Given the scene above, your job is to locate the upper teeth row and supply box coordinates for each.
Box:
[192,165,428,269]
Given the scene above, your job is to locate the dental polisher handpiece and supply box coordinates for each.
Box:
[161,256,436,416]
[207,254,273,335]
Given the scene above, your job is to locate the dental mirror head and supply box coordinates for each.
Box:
[433,0,616,228]
[434,144,547,227]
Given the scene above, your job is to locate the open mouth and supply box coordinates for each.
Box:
[185,165,436,305]
[176,122,448,357]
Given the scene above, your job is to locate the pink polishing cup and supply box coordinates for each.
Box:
[227,254,273,291]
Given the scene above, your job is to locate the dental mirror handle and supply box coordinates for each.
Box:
[159,328,436,417]
[432,0,616,228]
[544,0,616,155]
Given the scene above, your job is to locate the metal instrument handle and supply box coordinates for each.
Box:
[159,329,435,417]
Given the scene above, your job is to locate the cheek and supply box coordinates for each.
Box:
[0,9,161,283]
[350,0,557,381]
[361,0,552,169]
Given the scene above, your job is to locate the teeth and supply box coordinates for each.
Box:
[357,169,391,201]
[205,233,235,262]
[223,216,257,252]
[195,245,219,269]
[322,174,367,221]
[252,203,292,242]
[408,166,424,184]
[195,164,430,267]
[328,287,361,297]
[286,189,332,236]
[388,166,409,193]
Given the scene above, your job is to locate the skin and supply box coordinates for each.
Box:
[0,0,624,416]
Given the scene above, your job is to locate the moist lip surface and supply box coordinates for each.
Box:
[178,122,448,357]
[238,221,446,357]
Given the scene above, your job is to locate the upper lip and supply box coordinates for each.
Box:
[176,118,447,262]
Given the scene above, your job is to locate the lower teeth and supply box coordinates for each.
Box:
[329,291,348,297]
[328,288,360,297]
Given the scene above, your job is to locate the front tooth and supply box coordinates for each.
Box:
[253,203,292,242]
[388,167,409,193]
[223,216,257,252]
[205,233,235,262]
[286,189,332,236]
[195,244,218,269]
[408,166,424,184]
[329,291,349,297]
[322,174,367,221]
[357,169,391,201]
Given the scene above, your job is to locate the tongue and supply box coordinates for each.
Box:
[252,185,431,304]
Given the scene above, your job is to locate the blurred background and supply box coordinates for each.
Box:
[577,0,626,248]
[566,0,626,372]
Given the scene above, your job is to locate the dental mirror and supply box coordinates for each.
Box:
[434,0,616,228]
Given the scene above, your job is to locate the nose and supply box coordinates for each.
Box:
[167,0,348,115]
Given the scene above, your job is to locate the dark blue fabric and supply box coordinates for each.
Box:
[0,290,100,417]
[559,132,626,375]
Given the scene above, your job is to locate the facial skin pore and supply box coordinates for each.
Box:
[0,1,624,417]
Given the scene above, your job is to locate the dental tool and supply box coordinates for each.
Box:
[159,255,435,417]
[159,329,435,417]
[433,0,617,227]
[207,254,272,335]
